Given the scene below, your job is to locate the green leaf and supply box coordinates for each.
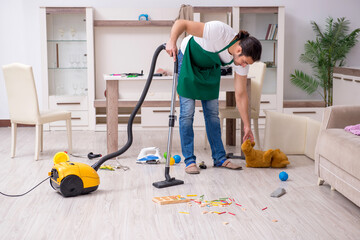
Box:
[290,70,319,94]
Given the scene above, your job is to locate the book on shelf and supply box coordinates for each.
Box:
[265,24,278,40]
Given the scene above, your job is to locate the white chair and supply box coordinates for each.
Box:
[204,61,266,150]
[2,63,72,160]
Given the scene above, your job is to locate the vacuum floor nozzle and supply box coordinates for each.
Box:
[153,178,184,189]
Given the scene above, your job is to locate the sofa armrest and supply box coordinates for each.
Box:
[321,105,360,130]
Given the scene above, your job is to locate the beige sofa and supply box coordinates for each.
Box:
[315,105,360,207]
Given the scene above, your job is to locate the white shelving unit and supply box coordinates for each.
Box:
[193,6,285,127]
[40,7,284,130]
[40,7,95,130]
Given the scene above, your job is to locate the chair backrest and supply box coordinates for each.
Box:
[248,61,266,115]
[2,63,40,124]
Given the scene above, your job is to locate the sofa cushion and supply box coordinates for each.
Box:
[264,110,307,154]
[317,129,360,178]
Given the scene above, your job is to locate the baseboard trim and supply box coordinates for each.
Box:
[0,120,35,127]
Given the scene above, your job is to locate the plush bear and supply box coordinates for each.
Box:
[271,149,290,168]
[241,140,290,168]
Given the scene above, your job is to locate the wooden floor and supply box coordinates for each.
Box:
[0,127,359,240]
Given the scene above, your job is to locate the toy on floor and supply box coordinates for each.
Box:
[241,140,290,168]
[137,147,161,164]
[164,153,182,165]
[173,155,181,164]
[170,157,175,165]
[279,171,289,181]
[271,187,286,198]
[152,195,190,205]
[163,151,170,159]
[199,161,207,169]
[100,165,115,171]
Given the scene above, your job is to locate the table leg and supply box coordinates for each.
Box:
[226,92,236,146]
[106,80,119,154]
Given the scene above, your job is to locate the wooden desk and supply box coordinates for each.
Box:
[104,74,250,154]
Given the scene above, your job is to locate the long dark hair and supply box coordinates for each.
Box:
[236,30,262,62]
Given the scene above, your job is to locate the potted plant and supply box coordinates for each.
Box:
[290,17,360,107]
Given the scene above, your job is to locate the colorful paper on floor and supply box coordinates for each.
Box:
[152,195,190,205]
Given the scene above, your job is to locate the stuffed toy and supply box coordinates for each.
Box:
[241,140,290,168]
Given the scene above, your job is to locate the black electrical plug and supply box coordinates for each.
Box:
[87,152,102,159]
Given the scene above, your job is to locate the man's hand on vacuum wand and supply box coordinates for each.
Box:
[166,40,178,62]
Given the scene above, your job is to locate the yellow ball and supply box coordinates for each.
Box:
[169,157,175,165]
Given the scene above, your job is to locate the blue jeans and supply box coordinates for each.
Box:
[177,51,227,167]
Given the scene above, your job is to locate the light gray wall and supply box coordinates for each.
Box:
[1,0,359,119]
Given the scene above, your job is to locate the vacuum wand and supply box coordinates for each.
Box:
[91,44,167,171]
[165,61,178,177]
[153,53,184,188]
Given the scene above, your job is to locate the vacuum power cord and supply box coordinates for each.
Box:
[0,176,50,197]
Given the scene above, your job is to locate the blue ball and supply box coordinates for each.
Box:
[173,155,181,164]
[279,171,288,181]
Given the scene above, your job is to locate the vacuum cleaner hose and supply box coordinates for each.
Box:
[92,44,171,171]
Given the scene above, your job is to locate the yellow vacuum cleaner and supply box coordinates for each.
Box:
[49,152,100,197]
[49,44,183,197]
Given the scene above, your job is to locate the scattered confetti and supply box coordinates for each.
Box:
[156,195,279,224]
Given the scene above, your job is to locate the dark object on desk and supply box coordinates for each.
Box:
[226,152,245,160]
[153,73,163,77]
[221,66,232,76]
[126,70,144,76]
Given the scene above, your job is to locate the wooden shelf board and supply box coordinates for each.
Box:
[193,7,232,13]
[283,100,325,108]
[239,7,278,14]
[45,7,86,14]
[333,67,360,77]
[94,20,174,27]
[193,6,278,14]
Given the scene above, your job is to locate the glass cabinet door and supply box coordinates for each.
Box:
[46,12,88,96]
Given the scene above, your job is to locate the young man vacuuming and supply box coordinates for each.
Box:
[166,20,262,174]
